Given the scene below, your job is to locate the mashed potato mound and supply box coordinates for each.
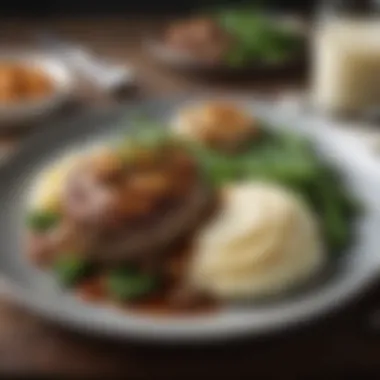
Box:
[189,182,325,299]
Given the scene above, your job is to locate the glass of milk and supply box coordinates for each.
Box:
[312,0,380,116]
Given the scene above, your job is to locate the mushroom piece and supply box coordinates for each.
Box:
[172,101,260,152]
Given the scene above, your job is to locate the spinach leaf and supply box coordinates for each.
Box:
[106,268,158,301]
[53,255,92,287]
[216,8,302,66]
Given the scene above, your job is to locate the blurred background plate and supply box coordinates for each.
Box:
[0,52,73,128]
[145,14,309,78]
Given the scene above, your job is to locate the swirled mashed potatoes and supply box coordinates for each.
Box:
[190,182,325,299]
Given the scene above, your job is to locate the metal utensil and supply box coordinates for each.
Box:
[36,32,135,93]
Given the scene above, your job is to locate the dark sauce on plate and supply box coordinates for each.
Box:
[76,244,219,316]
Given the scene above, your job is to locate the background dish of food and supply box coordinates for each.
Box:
[0,52,73,128]
[0,61,53,103]
[146,8,307,75]
[0,97,379,341]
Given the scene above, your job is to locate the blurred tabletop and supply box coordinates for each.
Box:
[1,16,380,379]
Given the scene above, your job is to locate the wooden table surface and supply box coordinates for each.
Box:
[1,16,380,378]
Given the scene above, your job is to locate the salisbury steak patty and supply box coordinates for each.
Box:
[57,143,212,265]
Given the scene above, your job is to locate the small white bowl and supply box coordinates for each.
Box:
[0,52,73,128]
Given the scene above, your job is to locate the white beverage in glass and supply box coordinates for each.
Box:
[312,18,380,115]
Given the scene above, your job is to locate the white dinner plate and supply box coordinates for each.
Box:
[0,96,379,342]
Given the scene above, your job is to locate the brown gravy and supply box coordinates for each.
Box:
[75,243,219,316]
[30,178,220,317]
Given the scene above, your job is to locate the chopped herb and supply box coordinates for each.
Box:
[106,267,158,301]
[53,255,92,287]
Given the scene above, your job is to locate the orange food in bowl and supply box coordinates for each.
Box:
[0,62,53,104]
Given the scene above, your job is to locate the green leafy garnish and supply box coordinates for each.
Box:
[106,267,158,301]
[187,127,360,256]
[53,255,92,287]
[116,117,178,162]
[114,118,360,258]
[215,7,303,67]
[27,210,60,232]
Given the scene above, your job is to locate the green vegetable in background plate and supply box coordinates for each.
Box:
[215,8,303,67]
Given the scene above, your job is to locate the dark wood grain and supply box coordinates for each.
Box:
[1,285,380,378]
[0,17,379,379]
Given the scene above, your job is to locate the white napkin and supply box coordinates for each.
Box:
[54,48,135,93]
[37,32,136,93]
